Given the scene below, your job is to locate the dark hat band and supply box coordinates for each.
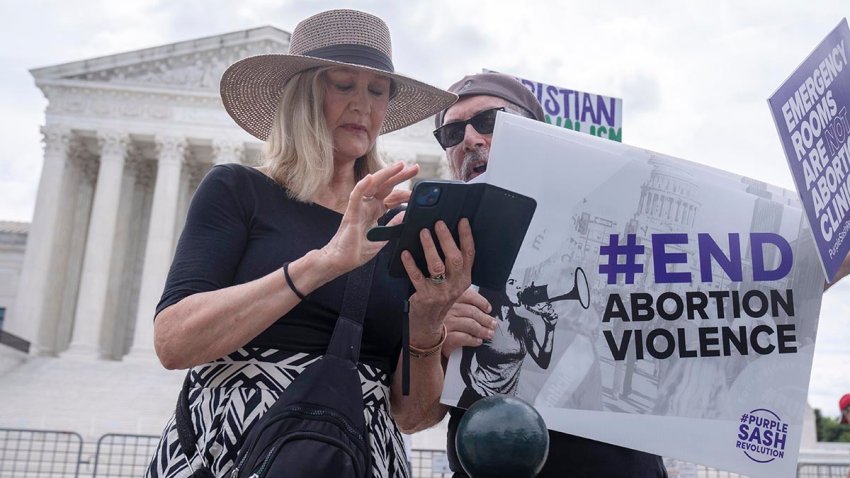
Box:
[302,44,394,73]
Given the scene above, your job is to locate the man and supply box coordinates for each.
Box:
[433,72,668,477]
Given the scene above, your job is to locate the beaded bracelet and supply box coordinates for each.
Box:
[409,324,448,359]
[282,261,308,301]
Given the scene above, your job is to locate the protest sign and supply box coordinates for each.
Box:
[487,69,623,142]
[768,18,850,282]
[442,113,824,478]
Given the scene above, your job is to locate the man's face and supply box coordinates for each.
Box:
[442,95,509,182]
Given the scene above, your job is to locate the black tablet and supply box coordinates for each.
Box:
[368,180,537,290]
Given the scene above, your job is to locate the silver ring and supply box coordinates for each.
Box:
[430,273,446,285]
[362,195,375,201]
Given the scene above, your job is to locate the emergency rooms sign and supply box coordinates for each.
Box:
[442,114,824,478]
[769,18,850,281]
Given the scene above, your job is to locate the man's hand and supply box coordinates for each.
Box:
[442,288,495,358]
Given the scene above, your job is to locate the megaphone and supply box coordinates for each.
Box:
[517,267,590,309]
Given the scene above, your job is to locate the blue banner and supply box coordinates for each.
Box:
[769,18,850,281]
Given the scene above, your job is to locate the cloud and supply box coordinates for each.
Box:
[619,73,662,116]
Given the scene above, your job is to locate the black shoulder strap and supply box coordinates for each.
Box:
[175,372,194,453]
[326,258,378,361]
[175,372,215,477]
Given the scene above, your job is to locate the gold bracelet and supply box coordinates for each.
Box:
[409,324,447,359]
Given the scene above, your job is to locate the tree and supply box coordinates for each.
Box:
[815,408,850,442]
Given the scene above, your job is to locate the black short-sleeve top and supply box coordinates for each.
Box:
[156,163,407,373]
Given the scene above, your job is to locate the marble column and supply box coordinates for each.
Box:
[53,146,99,353]
[66,131,129,358]
[212,138,244,165]
[6,126,72,351]
[127,136,186,360]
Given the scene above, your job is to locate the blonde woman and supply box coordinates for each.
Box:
[146,10,470,478]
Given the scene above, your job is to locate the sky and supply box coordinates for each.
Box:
[1,0,849,418]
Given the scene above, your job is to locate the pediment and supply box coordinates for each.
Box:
[31,26,290,94]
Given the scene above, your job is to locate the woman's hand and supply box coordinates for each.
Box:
[390,218,475,432]
[321,162,418,276]
[402,218,475,347]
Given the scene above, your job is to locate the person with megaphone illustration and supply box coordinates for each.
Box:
[456,275,556,408]
[456,268,590,409]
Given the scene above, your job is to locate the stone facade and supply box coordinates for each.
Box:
[0,222,27,333]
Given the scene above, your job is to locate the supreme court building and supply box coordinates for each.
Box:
[0,27,447,446]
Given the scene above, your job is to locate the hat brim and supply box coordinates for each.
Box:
[220,54,457,141]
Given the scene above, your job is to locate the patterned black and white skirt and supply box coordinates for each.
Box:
[145,348,409,478]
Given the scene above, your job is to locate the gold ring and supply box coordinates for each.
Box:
[430,273,446,285]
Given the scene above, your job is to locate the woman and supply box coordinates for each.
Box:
[457,276,559,409]
[146,9,470,478]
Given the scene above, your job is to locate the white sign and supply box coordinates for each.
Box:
[442,113,825,478]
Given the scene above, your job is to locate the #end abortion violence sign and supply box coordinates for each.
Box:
[442,113,824,478]
[769,18,850,282]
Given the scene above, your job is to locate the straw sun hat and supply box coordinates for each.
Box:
[220,9,457,141]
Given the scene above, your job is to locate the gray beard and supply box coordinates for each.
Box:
[455,147,488,182]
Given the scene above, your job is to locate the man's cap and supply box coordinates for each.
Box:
[435,72,545,128]
[840,394,850,423]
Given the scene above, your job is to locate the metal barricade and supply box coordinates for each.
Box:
[696,465,747,477]
[0,428,83,477]
[91,434,159,478]
[4,427,847,478]
[409,449,452,478]
[797,462,850,478]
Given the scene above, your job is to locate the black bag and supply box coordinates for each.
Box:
[175,260,377,478]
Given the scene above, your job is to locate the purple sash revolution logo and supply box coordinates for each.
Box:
[736,409,789,463]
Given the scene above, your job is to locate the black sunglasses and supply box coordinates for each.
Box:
[433,107,505,149]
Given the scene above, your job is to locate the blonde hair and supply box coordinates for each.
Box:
[262,67,385,202]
